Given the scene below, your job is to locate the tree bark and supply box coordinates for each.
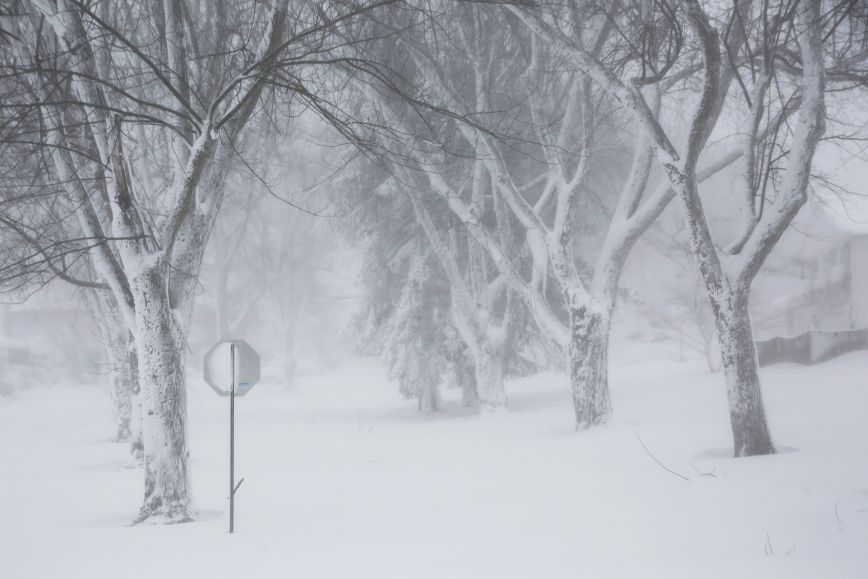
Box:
[132,262,192,523]
[127,336,144,463]
[107,330,133,442]
[417,375,441,413]
[460,368,478,407]
[90,292,135,444]
[714,287,774,457]
[474,341,506,410]
[568,304,613,429]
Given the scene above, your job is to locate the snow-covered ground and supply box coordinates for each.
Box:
[2,346,868,578]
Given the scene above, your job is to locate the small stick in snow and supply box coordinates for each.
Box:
[634,431,690,482]
[690,464,718,478]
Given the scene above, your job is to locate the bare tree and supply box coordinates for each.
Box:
[1,0,454,522]
[507,0,865,455]
[370,3,747,428]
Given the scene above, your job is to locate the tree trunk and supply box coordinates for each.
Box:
[127,336,144,462]
[568,304,613,429]
[132,263,192,523]
[87,291,143,460]
[459,360,478,407]
[474,342,506,410]
[418,377,440,412]
[283,342,297,392]
[714,288,774,457]
[90,293,134,444]
[108,332,133,442]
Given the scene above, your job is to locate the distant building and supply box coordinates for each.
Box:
[758,234,868,337]
[751,201,868,366]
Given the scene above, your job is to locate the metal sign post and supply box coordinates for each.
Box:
[229,343,237,533]
[204,340,260,534]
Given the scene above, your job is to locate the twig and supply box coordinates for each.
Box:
[835,499,845,528]
[634,431,690,482]
[690,464,718,478]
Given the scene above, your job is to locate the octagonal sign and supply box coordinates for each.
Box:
[204,339,260,396]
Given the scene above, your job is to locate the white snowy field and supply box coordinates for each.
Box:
[2,347,868,579]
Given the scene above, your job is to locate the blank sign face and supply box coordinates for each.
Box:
[203,340,261,396]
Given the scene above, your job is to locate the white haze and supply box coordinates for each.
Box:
[1,1,867,577]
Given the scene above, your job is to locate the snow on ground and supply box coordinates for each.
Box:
[2,346,868,579]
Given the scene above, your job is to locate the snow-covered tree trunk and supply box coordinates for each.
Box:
[567,303,612,428]
[466,163,508,411]
[87,290,139,447]
[418,373,441,413]
[474,341,506,410]
[127,336,144,462]
[459,365,478,407]
[713,287,773,456]
[131,261,191,523]
[106,327,133,442]
[667,0,824,457]
[449,297,507,410]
